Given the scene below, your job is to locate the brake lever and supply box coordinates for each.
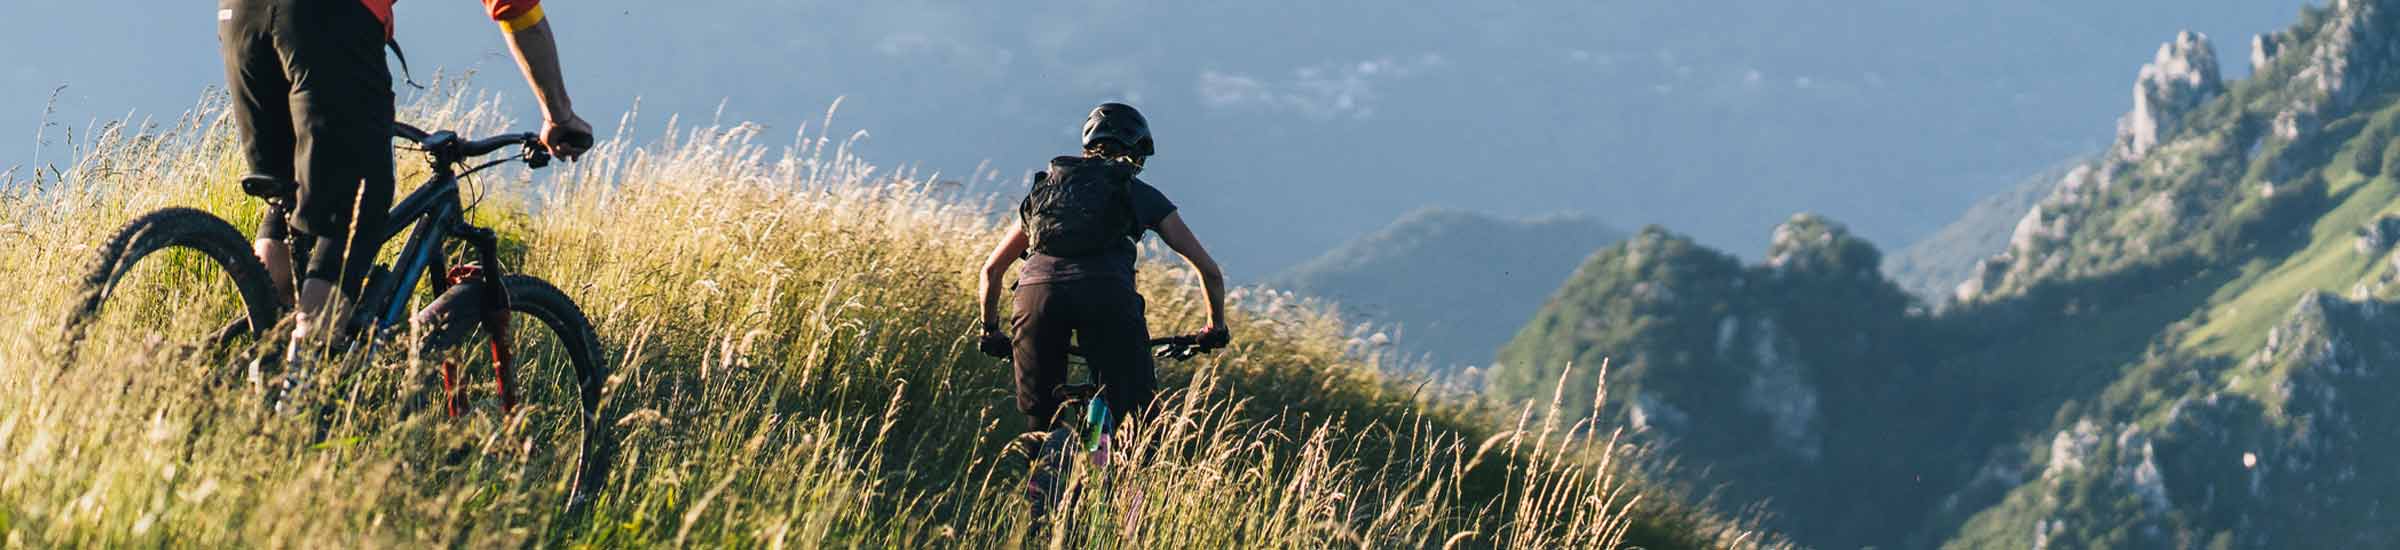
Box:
[522,137,553,169]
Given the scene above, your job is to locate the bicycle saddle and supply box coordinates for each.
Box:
[239,174,298,199]
[1053,383,1101,400]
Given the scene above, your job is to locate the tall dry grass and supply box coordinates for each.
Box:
[0,88,1781,548]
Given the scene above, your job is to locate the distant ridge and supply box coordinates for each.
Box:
[1269,208,1623,371]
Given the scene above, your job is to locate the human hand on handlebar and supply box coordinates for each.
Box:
[1151,328,1228,361]
[977,322,1013,358]
[543,114,595,160]
[1197,324,1230,351]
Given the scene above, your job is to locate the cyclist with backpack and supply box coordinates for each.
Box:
[976,103,1233,437]
[219,0,593,348]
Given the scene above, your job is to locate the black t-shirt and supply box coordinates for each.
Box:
[1016,177,1177,286]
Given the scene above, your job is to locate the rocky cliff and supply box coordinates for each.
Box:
[1885,162,2079,305]
[1498,3,2400,547]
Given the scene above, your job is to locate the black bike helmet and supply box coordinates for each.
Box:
[1081,103,1155,157]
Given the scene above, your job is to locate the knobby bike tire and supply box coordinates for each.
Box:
[493,274,614,500]
[61,207,285,359]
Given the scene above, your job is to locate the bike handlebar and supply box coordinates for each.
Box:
[1047,335,1212,400]
[1065,334,1212,361]
[394,122,429,142]
[393,122,546,164]
[464,133,541,157]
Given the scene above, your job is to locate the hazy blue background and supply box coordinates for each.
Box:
[2,1,2317,276]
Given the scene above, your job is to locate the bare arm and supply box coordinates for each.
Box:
[1154,212,1228,328]
[499,18,593,158]
[979,226,1031,329]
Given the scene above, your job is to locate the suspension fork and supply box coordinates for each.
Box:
[468,226,519,414]
[435,226,519,416]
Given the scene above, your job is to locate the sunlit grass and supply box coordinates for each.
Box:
[0,88,1779,548]
[2182,171,2397,361]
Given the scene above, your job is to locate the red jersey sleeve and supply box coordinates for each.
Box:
[362,0,398,38]
[485,0,545,30]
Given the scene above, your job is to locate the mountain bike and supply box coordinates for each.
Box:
[61,122,611,501]
[1022,334,1212,528]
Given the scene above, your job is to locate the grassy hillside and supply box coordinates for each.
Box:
[0,91,1777,548]
[1268,208,1623,371]
[1938,2,2400,545]
[1492,2,2400,548]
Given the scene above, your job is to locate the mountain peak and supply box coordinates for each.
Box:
[2117,30,2224,160]
[1765,213,1882,279]
[1962,2,2400,304]
[2293,0,2400,123]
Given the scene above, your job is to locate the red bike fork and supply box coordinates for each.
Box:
[486,310,519,413]
[441,360,465,417]
[436,264,517,417]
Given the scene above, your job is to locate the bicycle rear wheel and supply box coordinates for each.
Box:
[433,274,611,503]
[1028,425,1083,522]
[62,207,285,361]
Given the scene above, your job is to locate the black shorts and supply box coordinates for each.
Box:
[1010,278,1156,432]
[220,0,395,292]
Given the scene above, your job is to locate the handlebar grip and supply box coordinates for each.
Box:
[460,133,539,157]
[393,122,431,143]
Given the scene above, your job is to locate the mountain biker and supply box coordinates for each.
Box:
[219,0,593,347]
[976,103,1232,436]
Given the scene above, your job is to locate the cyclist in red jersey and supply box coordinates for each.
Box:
[218,0,592,347]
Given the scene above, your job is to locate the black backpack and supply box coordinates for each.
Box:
[1022,155,1140,258]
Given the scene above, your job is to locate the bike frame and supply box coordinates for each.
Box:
[367,165,488,330]
[266,123,544,411]
[1025,336,1208,524]
[1053,335,1208,435]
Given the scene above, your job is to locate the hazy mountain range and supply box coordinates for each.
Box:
[1267,208,1622,370]
[1,0,2313,277]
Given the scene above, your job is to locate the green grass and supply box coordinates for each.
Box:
[0,90,1776,548]
[2182,171,2396,359]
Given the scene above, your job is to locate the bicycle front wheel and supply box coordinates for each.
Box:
[434,274,611,503]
